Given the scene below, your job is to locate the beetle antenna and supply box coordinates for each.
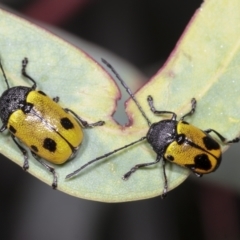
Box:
[66,136,147,179]
[101,58,151,127]
[0,58,10,89]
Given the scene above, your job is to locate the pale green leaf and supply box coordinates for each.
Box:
[0,0,240,202]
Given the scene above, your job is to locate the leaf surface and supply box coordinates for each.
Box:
[0,0,240,202]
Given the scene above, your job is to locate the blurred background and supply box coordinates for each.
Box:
[0,0,240,239]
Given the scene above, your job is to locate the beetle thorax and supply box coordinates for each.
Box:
[0,86,31,125]
[146,120,177,154]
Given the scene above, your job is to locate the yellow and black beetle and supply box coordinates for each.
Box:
[66,59,239,197]
[0,58,104,188]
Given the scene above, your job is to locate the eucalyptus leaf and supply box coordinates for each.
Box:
[0,0,240,203]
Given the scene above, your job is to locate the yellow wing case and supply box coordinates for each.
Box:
[8,91,84,164]
[164,121,221,173]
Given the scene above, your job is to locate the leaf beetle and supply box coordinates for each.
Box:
[66,59,239,197]
[0,57,104,188]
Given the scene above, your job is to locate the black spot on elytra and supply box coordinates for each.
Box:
[203,136,220,150]
[38,91,47,96]
[31,145,38,152]
[181,121,189,125]
[166,155,174,161]
[61,117,74,130]
[194,153,211,170]
[43,138,56,152]
[9,125,16,134]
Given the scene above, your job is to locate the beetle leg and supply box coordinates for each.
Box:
[227,137,240,143]
[21,58,37,90]
[204,129,227,142]
[194,172,203,177]
[11,135,29,170]
[147,95,177,120]
[180,98,197,120]
[64,108,105,128]
[52,96,59,103]
[0,124,7,132]
[122,154,169,197]
[161,158,168,199]
[205,129,240,144]
[31,152,58,189]
[122,154,162,180]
